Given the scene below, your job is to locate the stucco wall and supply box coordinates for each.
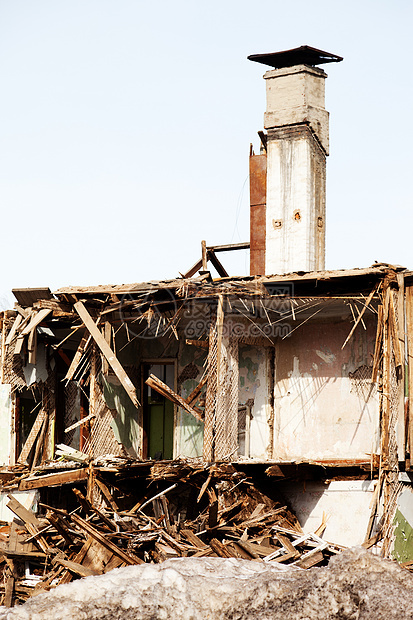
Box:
[273,318,379,461]
[278,479,376,547]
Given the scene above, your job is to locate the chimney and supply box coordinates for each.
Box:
[248,46,342,275]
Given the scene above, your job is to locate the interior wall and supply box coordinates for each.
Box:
[239,345,270,459]
[278,479,376,547]
[273,318,379,461]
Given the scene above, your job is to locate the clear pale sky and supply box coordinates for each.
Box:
[0,1,411,308]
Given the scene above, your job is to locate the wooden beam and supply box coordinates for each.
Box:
[65,331,90,381]
[52,557,100,578]
[207,242,250,253]
[186,374,208,408]
[74,301,140,408]
[64,412,95,434]
[27,326,37,365]
[17,409,47,464]
[95,478,119,511]
[207,250,229,278]
[180,258,203,279]
[19,468,88,490]
[371,305,384,384]
[185,339,209,349]
[201,240,208,271]
[5,314,22,346]
[145,374,203,422]
[6,495,42,527]
[389,290,403,369]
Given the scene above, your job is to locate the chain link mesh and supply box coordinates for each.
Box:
[203,312,239,461]
[380,288,403,556]
[82,351,124,458]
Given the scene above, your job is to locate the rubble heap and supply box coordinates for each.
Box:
[0,458,350,607]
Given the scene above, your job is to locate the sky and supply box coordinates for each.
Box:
[0,1,411,308]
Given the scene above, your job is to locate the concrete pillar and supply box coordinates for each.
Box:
[264,64,328,275]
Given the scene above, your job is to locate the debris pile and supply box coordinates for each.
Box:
[0,458,345,607]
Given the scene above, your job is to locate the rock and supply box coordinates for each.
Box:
[1,548,413,619]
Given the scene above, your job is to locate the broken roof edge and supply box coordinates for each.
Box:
[52,264,407,297]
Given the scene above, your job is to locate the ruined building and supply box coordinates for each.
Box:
[0,46,412,569]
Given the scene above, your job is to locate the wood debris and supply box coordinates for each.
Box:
[0,458,346,607]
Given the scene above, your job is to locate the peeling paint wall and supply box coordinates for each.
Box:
[393,486,413,563]
[239,345,270,459]
[274,319,379,461]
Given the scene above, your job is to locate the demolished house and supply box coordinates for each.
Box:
[0,46,412,604]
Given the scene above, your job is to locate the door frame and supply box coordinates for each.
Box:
[140,358,177,460]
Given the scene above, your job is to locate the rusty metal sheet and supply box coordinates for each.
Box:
[249,153,267,276]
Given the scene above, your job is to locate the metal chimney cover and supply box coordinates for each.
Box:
[248,45,343,69]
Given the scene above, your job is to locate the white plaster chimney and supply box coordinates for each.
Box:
[248,46,342,275]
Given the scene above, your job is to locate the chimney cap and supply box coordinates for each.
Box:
[248,45,343,69]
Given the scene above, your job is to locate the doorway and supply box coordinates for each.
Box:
[142,362,175,460]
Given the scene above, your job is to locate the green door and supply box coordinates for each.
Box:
[143,363,175,460]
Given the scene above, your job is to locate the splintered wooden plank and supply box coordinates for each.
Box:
[6,495,42,528]
[294,549,325,569]
[181,258,203,279]
[20,309,52,336]
[237,540,276,558]
[95,478,119,511]
[74,302,140,408]
[65,331,90,381]
[81,538,114,574]
[8,521,18,552]
[14,335,25,356]
[342,282,379,349]
[3,576,14,607]
[5,315,22,346]
[180,529,207,549]
[186,374,207,407]
[146,374,202,422]
[6,496,51,554]
[53,557,99,578]
[207,249,229,278]
[209,538,237,558]
[64,412,95,434]
[19,468,88,490]
[57,538,93,586]
[70,514,143,565]
[17,409,46,463]
[388,292,403,369]
[371,305,384,384]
